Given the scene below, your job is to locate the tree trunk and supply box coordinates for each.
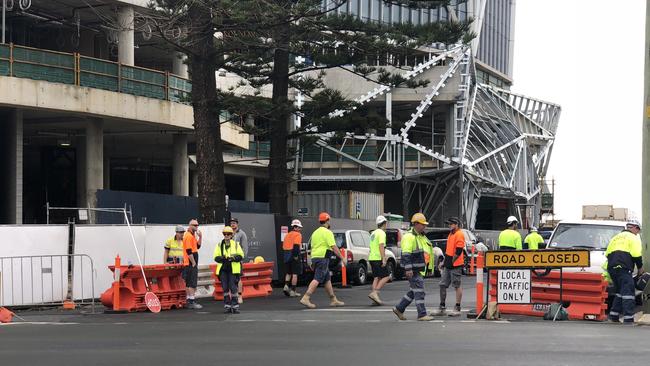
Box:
[268,22,291,215]
[188,6,226,224]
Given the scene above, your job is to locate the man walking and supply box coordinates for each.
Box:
[368,215,390,305]
[498,216,522,251]
[283,219,304,297]
[392,213,435,321]
[523,227,544,250]
[606,219,644,324]
[230,218,248,304]
[299,212,346,309]
[435,217,464,317]
[182,219,203,309]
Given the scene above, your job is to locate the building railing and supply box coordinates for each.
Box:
[0,43,191,104]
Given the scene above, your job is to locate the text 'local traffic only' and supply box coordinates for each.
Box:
[485,250,590,269]
[497,270,531,304]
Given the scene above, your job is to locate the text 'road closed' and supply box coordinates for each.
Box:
[485,250,590,269]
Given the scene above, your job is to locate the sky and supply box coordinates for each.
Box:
[511,0,646,221]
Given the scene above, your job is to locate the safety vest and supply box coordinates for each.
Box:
[401,229,431,273]
[214,239,245,275]
[523,232,544,250]
[499,229,522,250]
[165,236,184,259]
[605,231,643,270]
[369,228,386,261]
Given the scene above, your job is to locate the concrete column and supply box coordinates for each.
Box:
[76,136,87,208]
[172,134,189,196]
[172,52,189,78]
[85,119,104,215]
[103,155,110,190]
[117,7,135,66]
[245,177,255,202]
[191,170,199,197]
[6,110,23,224]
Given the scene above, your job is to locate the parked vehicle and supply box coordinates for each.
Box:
[385,228,406,279]
[305,229,397,286]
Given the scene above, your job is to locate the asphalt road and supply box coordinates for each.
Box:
[1,277,647,366]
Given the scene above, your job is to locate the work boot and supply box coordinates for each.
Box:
[448,306,461,317]
[417,315,435,321]
[431,306,446,316]
[187,302,203,310]
[392,307,407,321]
[329,296,345,307]
[289,290,302,297]
[368,291,383,306]
[300,294,316,309]
[238,294,243,304]
[224,308,232,314]
[283,285,291,297]
[231,308,240,314]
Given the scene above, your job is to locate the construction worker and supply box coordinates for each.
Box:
[163,225,185,264]
[282,219,304,297]
[435,217,464,317]
[605,219,644,324]
[392,213,435,321]
[498,216,522,251]
[182,219,203,309]
[368,215,390,305]
[300,212,346,309]
[230,218,248,305]
[214,226,245,314]
[523,227,544,250]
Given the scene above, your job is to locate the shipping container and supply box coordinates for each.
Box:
[582,205,613,220]
[292,191,384,221]
[613,208,629,221]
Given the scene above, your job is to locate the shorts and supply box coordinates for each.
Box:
[370,260,389,279]
[285,257,303,276]
[312,258,331,284]
[440,267,462,288]
[182,265,198,288]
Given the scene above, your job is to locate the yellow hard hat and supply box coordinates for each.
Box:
[254,256,264,263]
[223,226,234,234]
[411,213,429,225]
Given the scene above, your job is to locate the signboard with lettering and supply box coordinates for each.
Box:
[496,270,531,304]
[485,250,590,269]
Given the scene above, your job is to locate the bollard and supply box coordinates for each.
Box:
[476,252,484,315]
[470,244,476,275]
[341,248,348,287]
[113,255,121,311]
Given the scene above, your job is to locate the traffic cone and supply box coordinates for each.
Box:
[0,307,14,323]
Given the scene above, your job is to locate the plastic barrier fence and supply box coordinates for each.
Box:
[211,262,274,300]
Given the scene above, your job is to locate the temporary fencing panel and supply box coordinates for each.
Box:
[211,262,274,300]
[489,270,608,321]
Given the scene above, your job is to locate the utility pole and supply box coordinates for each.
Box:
[641,0,650,319]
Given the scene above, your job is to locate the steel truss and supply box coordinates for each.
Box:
[298,45,561,228]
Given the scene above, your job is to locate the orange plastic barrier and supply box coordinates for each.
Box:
[211,262,274,301]
[0,307,14,323]
[488,270,608,321]
[100,263,186,312]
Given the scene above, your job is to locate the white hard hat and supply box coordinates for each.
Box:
[376,215,388,225]
[291,219,303,228]
[626,219,641,229]
[531,227,538,232]
[507,216,518,224]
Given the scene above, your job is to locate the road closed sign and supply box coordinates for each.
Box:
[497,269,531,304]
[486,250,590,269]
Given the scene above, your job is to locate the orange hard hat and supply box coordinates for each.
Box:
[318,212,331,222]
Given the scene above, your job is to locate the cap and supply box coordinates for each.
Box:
[410,213,429,225]
[291,219,303,228]
[318,212,331,222]
[223,226,234,234]
[229,218,239,224]
[445,217,461,225]
[376,215,388,225]
[175,225,185,233]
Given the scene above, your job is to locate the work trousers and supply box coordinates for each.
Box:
[396,272,426,317]
[219,270,241,309]
[609,268,636,323]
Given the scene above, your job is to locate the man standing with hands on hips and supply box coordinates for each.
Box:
[183,219,203,309]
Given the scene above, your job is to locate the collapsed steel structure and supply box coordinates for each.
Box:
[296,45,560,228]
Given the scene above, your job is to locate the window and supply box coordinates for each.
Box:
[350,231,368,248]
[334,233,347,249]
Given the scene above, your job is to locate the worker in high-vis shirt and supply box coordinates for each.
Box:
[498,216,522,251]
[163,225,186,264]
[299,212,346,309]
[368,215,390,306]
[605,219,644,324]
[523,227,544,250]
[214,226,245,314]
[282,219,304,298]
[435,217,465,317]
[392,213,435,321]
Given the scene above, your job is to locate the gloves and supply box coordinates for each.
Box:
[232,255,243,262]
[214,256,225,263]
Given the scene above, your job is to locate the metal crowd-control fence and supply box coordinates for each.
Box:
[0,254,95,312]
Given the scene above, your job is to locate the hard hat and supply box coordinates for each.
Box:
[291,219,303,228]
[410,213,429,225]
[175,225,185,233]
[506,216,518,224]
[318,212,331,222]
[254,256,264,263]
[223,226,234,234]
[626,218,641,229]
[376,215,388,225]
[531,226,538,232]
